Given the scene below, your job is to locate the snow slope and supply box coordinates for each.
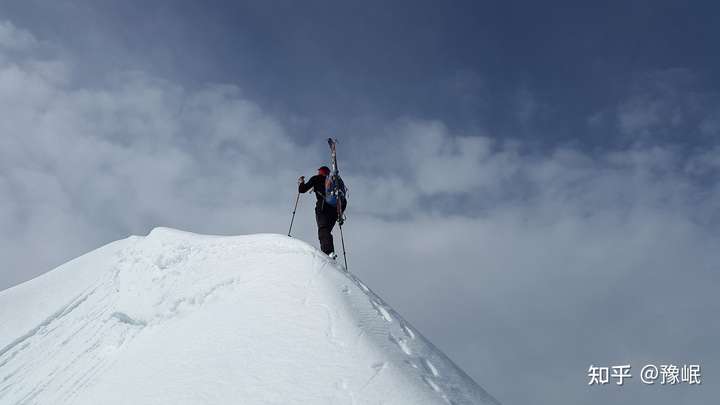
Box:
[0,228,499,405]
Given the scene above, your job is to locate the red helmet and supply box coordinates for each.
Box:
[318,166,331,175]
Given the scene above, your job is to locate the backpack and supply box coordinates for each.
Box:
[324,174,347,209]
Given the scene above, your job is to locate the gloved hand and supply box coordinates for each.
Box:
[298,176,305,185]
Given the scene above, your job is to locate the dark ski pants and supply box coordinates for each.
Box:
[315,205,338,255]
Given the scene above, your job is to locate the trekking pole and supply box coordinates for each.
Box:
[287,192,301,237]
[338,221,348,270]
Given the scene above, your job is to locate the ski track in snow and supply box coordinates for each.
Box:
[360,361,388,390]
[0,275,144,404]
[0,229,500,405]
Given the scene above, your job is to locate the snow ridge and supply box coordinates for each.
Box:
[0,228,500,405]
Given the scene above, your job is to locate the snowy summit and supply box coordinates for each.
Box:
[0,228,499,404]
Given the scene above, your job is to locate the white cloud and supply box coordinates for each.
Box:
[0,20,37,51]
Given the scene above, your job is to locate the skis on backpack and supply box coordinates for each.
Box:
[328,138,339,176]
[327,138,348,270]
[326,138,345,225]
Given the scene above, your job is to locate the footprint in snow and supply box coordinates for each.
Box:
[371,300,393,323]
[421,358,440,377]
[389,334,412,356]
[401,323,416,339]
[422,375,441,393]
[405,359,420,369]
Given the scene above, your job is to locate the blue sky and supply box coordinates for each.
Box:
[1,1,719,404]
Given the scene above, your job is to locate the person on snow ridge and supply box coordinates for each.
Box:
[298,166,346,257]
